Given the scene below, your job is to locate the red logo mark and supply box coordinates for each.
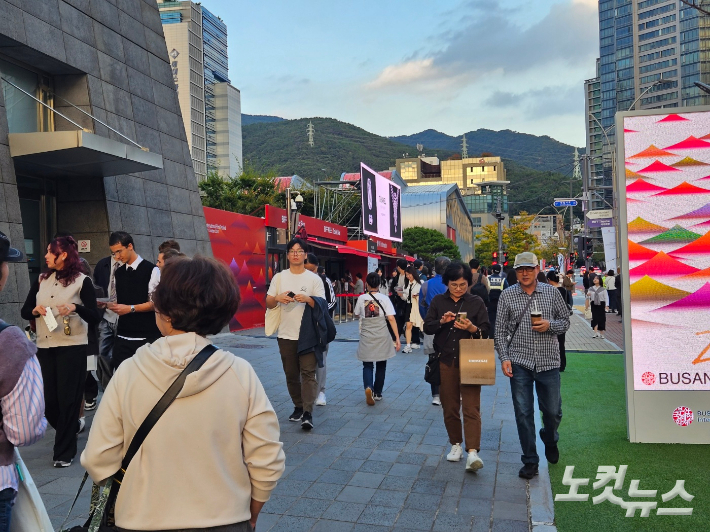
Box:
[672,406,694,427]
[641,372,655,385]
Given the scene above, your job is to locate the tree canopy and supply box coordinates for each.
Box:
[474,213,540,266]
[402,227,461,262]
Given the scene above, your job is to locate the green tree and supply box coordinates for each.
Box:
[538,239,565,265]
[402,227,461,262]
[474,213,540,266]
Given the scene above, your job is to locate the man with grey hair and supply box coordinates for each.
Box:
[495,252,570,479]
[419,255,451,405]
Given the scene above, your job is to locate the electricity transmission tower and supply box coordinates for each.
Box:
[306,121,315,147]
[461,134,468,159]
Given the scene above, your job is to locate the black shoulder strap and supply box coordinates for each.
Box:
[0,321,12,334]
[506,294,535,349]
[114,343,218,483]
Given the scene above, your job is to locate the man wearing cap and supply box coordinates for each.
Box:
[495,252,570,479]
[487,264,508,336]
[0,232,47,530]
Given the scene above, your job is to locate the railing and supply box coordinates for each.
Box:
[334,293,358,323]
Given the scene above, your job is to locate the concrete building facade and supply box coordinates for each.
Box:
[0,0,211,325]
[159,0,242,180]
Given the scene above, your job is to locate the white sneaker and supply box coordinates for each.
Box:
[402,345,413,353]
[447,443,464,462]
[600,334,605,339]
[411,344,421,349]
[315,392,327,406]
[77,417,85,435]
[592,332,599,338]
[432,395,441,406]
[466,449,484,472]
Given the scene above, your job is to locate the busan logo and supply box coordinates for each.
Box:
[641,372,655,385]
[672,406,694,427]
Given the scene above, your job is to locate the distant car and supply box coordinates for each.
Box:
[580,266,587,273]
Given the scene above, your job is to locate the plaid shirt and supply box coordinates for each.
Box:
[495,281,570,372]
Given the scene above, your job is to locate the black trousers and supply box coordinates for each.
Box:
[36,345,87,462]
[557,333,566,372]
[112,337,159,369]
[84,371,99,401]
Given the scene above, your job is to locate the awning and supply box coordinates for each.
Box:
[307,237,379,258]
[8,130,163,178]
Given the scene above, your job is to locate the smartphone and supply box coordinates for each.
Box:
[456,311,467,324]
[287,291,295,298]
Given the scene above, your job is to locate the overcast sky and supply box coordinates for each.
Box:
[200,0,598,147]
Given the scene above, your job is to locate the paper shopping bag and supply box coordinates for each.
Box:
[459,338,496,385]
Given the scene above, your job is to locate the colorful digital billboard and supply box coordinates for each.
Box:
[622,112,710,392]
[360,163,402,242]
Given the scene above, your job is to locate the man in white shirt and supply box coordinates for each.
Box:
[266,239,325,430]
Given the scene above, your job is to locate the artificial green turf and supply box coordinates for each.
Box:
[549,353,710,531]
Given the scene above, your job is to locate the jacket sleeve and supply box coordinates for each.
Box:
[423,296,443,335]
[549,288,571,335]
[20,280,41,321]
[471,297,490,337]
[75,277,101,325]
[234,358,286,502]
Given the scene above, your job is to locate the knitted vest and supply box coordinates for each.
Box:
[115,260,161,338]
[35,272,88,348]
[0,323,36,466]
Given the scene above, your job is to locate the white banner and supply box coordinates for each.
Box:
[601,226,617,272]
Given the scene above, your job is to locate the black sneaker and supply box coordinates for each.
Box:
[288,407,303,422]
[301,411,313,431]
[519,463,539,479]
[84,399,97,411]
[539,428,559,464]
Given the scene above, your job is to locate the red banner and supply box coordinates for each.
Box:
[264,205,348,243]
[203,207,266,331]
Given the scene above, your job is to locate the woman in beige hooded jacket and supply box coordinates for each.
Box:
[81,256,285,531]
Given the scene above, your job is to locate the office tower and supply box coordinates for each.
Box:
[159,0,242,180]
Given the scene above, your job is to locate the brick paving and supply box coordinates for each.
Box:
[568,279,624,354]
[24,320,556,532]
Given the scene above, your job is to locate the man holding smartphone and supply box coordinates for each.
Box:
[266,238,325,430]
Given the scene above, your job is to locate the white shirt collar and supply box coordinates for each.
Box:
[127,255,143,270]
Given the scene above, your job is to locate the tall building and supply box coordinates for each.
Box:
[585,59,607,212]
[0,0,213,325]
[395,155,508,237]
[159,0,242,180]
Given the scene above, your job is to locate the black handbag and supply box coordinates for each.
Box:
[59,344,218,532]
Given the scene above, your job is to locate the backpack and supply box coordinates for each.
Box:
[470,273,489,307]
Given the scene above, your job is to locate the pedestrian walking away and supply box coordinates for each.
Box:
[546,271,568,372]
[266,238,326,431]
[423,261,490,473]
[586,275,609,339]
[402,266,424,353]
[605,269,618,313]
[20,235,100,468]
[0,231,47,532]
[562,269,576,308]
[495,252,570,480]
[105,232,162,370]
[419,256,451,406]
[305,254,336,406]
[82,256,285,531]
[354,273,401,405]
[487,264,509,338]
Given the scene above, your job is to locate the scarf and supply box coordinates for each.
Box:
[589,285,606,305]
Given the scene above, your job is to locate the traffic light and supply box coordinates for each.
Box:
[492,251,498,265]
[503,252,509,266]
[585,237,593,259]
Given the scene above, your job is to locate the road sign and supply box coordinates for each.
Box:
[586,209,612,219]
[553,199,577,207]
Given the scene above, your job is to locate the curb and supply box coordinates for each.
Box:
[529,387,557,531]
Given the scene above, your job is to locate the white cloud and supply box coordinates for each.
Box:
[366,58,437,89]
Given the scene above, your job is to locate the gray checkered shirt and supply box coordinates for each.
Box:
[495,281,570,372]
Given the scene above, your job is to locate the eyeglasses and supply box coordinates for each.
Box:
[110,248,126,257]
[288,250,305,255]
[449,283,468,290]
[516,267,536,274]
[63,316,71,336]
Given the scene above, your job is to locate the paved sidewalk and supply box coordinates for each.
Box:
[568,279,623,354]
[25,320,558,532]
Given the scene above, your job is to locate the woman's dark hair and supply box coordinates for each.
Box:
[592,275,602,284]
[546,271,560,283]
[607,270,615,276]
[405,265,421,284]
[396,258,407,270]
[162,248,184,262]
[153,255,240,336]
[566,269,574,275]
[41,236,83,287]
[442,261,473,286]
[366,272,381,290]
[537,272,548,283]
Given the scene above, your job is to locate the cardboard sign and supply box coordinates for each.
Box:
[459,339,496,386]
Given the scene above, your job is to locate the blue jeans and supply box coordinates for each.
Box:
[509,364,562,465]
[363,361,387,395]
[0,488,16,532]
